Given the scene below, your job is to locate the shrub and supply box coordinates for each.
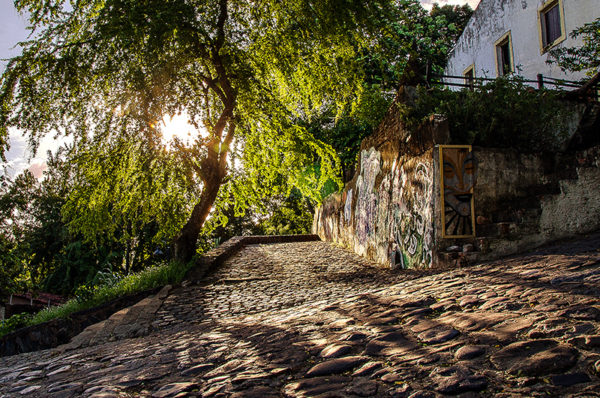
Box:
[410,78,574,151]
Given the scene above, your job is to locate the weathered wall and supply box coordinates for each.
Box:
[313,88,448,268]
[313,148,436,268]
[448,145,600,259]
[445,0,600,83]
[315,86,600,268]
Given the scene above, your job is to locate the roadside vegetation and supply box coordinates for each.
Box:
[0,260,191,337]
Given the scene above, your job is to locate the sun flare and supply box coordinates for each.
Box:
[160,113,207,145]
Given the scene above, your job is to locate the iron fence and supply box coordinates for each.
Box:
[429,73,599,101]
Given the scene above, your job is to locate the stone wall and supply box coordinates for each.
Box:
[313,88,448,268]
[314,88,600,268]
[472,145,600,259]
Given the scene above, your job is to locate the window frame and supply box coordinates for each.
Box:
[463,64,475,90]
[494,31,514,77]
[538,0,566,54]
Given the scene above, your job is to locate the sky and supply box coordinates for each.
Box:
[0,0,481,179]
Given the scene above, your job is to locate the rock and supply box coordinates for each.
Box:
[20,370,44,379]
[551,373,591,386]
[381,373,403,383]
[47,382,84,397]
[490,339,579,376]
[455,345,486,360]
[152,382,198,398]
[462,244,475,253]
[430,365,487,394]
[320,344,352,358]
[352,361,382,377]
[364,331,418,356]
[437,311,507,332]
[284,376,352,396]
[346,379,379,397]
[417,328,459,344]
[416,354,440,365]
[0,371,22,383]
[229,386,280,397]
[47,365,71,377]
[407,391,436,398]
[305,356,368,377]
[180,363,214,377]
[458,295,480,307]
[341,332,369,342]
[204,359,247,378]
[19,386,42,395]
[447,245,461,252]
[567,335,600,349]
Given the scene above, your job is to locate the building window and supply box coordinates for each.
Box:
[495,32,513,77]
[539,0,566,52]
[463,64,475,90]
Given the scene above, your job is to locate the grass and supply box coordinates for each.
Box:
[0,260,193,338]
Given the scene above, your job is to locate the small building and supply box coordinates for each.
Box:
[1,292,65,319]
[444,0,600,86]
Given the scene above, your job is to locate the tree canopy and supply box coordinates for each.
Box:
[1,0,463,263]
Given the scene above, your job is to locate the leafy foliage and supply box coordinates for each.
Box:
[429,3,473,45]
[0,147,183,296]
[308,2,472,179]
[549,17,600,76]
[258,192,314,235]
[0,312,32,337]
[2,0,400,260]
[410,78,573,151]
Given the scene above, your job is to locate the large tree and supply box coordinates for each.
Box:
[0,0,449,263]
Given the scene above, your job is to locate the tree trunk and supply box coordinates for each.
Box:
[173,179,222,263]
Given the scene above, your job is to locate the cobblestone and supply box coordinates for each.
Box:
[1,237,600,396]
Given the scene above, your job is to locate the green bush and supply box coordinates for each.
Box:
[410,78,574,151]
[0,312,32,336]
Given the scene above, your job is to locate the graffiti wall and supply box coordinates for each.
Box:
[314,146,436,269]
[315,86,600,268]
[389,157,435,269]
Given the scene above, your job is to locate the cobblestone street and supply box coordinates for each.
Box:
[1,237,600,397]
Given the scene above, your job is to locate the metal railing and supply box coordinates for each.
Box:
[429,73,599,100]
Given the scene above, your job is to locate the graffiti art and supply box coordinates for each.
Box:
[439,145,477,238]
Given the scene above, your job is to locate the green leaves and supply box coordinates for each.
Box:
[549,17,600,76]
[1,0,467,263]
[411,78,573,151]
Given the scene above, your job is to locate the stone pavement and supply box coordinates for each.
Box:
[1,236,600,397]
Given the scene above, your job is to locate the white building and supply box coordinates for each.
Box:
[444,0,600,86]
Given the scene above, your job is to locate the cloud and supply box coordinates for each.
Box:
[2,129,29,178]
[2,128,70,179]
[28,161,48,178]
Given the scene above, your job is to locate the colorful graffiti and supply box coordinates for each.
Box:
[344,189,353,224]
[440,146,476,237]
[315,147,434,269]
[355,148,381,246]
[389,160,434,269]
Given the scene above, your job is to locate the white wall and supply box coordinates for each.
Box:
[444,0,600,85]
